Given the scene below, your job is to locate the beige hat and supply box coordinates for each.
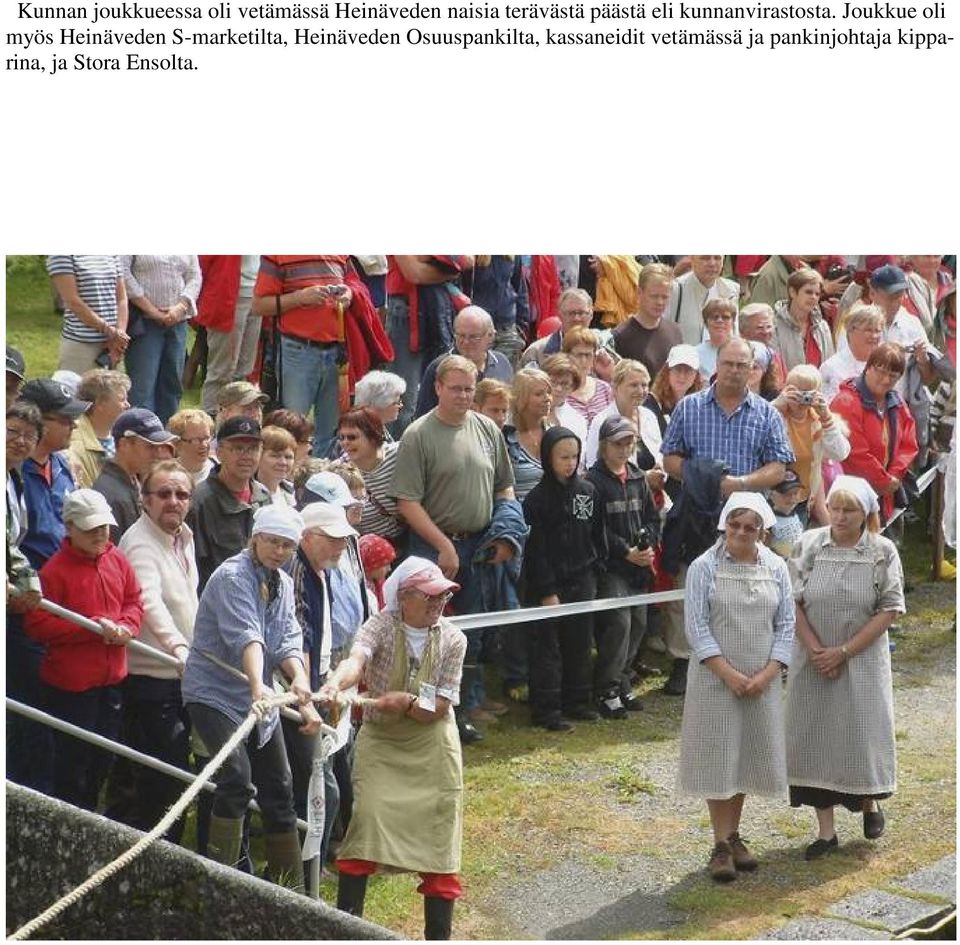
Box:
[217,381,269,409]
[62,489,118,530]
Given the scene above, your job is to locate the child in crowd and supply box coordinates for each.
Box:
[521,427,606,731]
[767,470,805,558]
[473,378,511,429]
[358,533,396,611]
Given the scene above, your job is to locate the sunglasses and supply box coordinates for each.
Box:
[145,487,191,501]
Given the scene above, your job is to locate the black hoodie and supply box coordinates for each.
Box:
[521,427,606,600]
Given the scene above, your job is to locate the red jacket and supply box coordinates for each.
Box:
[195,255,242,333]
[830,377,919,520]
[25,539,143,692]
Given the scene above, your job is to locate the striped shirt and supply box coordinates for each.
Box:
[565,378,615,426]
[121,255,202,319]
[358,441,404,539]
[254,255,350,343]
[661,385,794,476]
[47,255,121,343]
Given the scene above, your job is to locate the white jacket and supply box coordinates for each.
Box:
[668,271,741,346]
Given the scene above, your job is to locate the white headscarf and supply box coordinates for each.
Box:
[718,491,776,531]
[827,475,880,516]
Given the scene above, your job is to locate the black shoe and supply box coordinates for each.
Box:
[804,835,838,860]
[621,692,644,712]
[598,694,628,720]
[663,658,688,696]
[564,706,600,721]
[457,721,484,745]
[863,804,885,839]
[424,895,455,940]
[540,717,574,732]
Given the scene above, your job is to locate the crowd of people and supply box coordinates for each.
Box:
[5,254,956,934]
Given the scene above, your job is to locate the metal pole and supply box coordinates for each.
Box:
[931,469,946,582]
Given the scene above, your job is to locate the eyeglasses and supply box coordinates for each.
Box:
[707,314,735,323]
[145,487,191,501]
[718,360,752,371]
[414,589,453,605]
[561,309,592,319]
[221,442,261,456]
[868,365,902,380]
[725,521,761,536]
[6,428,38,444]
[455,332,489,344]
[180,435,211,445]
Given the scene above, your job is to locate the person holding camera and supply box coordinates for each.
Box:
[586,417,661,718]
[772,365,850,526]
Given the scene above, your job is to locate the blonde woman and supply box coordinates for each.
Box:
[503,368,554,502]
[168,408,215,485]
[542,353,589,450]
[561,326,614,426]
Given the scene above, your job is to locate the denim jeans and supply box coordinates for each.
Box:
[386,295,424,436]
[124,313,187,425]
[278,335,342,458]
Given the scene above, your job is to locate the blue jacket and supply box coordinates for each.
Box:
[467,256,531,334]
[471,498,529,613]
[20,452,75,570]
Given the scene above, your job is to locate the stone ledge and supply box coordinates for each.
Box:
[826,889,947,935]
[763,916,889,940]
[889,853,957,903]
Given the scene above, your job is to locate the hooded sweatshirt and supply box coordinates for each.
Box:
[521,427,606,600]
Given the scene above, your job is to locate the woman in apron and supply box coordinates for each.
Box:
[785,475,905,860]
[678,492,795,883]
[319,556,467,940]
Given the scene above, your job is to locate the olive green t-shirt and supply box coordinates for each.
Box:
[389,410,514,535]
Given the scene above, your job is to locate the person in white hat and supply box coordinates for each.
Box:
[24,489,144,811]
[784,475,904,861]
[318,556,467,940]
[181,503,320,893]
[676,492,795,883]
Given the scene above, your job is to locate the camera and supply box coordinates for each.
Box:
[798,391,816,406]
[634,527,651,552]
[825,264,855,283]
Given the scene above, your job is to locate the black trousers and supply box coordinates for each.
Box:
[528,572,597,724]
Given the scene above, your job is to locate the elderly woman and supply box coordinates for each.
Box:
[354,369,407,441]
[503,367,553,502]
[68,369,131,487]
[772,269,835,372]
[785,476,904,859]
[678,493,795,883]
[542,353,589,447]
[696,299,738,381]
[318,557,467,940]
[561,326,615,426]
[820,304,885,403]
[773,365,851,525]
[181,504,320,891]
[830,344,919,522]
[336,406,406,546]
[168,408,215,485]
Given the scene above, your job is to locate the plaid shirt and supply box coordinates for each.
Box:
[661,385,794,476]
[352,611,466,724]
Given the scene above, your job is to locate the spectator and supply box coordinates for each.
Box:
[746,340,783,401]
[335,407,406,547]
[121,255,202,424]
[696,299,739,382]
[522,426,605,731]
[829,344,919,522]
[353,371,407,443]
[562,326,614,426]
[819,304,884,403]
[612,263,683,379]
[646,344,705,437]
[6,346,26,403]
[25,489,143,810]
[188,416,270,590]
[6,402,42,608]
[318,557,467,939]
[264,408,316,470]
[542,353,589,448]
[68,369,131,488]
[748,255,806,309]
[115,460,198,842]
[677,492,794,883]
[47,255,130,374]
[903,254,953,335]
[739,303,787,388]
[668,255,741,346]
[771,269,835,372]
[467,255,530,366]
[521,287,595,368]
[385,255,474,433]
[586,417,660,718]
[473,378,511,429]
[503,368,554,502]
[251,255,354,456]
[216,380,269,428]
[391,354,515,744]
[414,307,513,420]
[168,408,216,485]
[257,425,297,507]
[358,533,396,611]
[181,504,319,891]
[592,255,642,328]
[93,408,178,543]
[766,470,805,559]
[660,338,794,696]
[785,476,904,859]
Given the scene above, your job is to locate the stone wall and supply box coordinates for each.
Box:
[6,784,397,940]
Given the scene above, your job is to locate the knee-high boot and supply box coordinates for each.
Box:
[336,872,368,917]
[207,814,244,868]
[424,896,455,940]
[265,830,306,893]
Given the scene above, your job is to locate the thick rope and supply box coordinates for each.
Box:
[9,691,299,942]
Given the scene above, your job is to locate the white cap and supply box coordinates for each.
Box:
[301,502,359,539]
[666,344,700,371]
[251,504,305,543]
[718,491,776,531]
[303,471,358,508]
[62,489,118,530]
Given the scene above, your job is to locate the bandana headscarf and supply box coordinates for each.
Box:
[827,474,880,516]
[718,491,776,531]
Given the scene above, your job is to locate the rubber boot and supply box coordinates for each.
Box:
[336,872,368,917]
[207,814,244,868]
[265,830,306,893]
[424,896,455,940]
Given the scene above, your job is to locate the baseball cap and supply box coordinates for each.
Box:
[218,415,263,441]
[251,504,304,543]
[112,408,178,444]
[62,489,118,530]
[399,561,460,597]
[302,471,358,508]
[51,370,82,395]
[6,346,26,380]
[599,416,638,442]
[301,501,359,539]
[217,381,269,410]
[772,470,802,495]
[666,344,700,371]
[19,378,91,418]
[869,264,908,294]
